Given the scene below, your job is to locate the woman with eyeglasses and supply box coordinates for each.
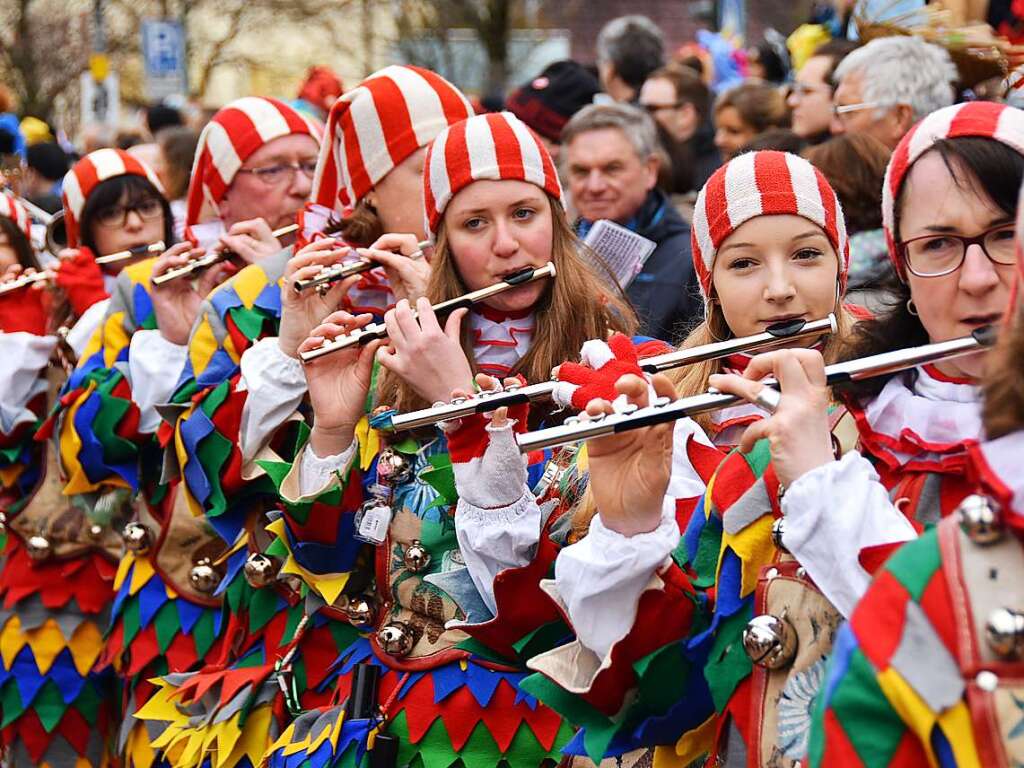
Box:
[136,68,478,768]
[41,98,324,768]
[808,151,1024,768]
[707,101,1023,627]
[0,147,174,767]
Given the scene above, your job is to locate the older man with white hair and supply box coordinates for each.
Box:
[831,36,958,149]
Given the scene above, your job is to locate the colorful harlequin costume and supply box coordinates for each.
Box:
[523,150,859,767]
[0,167,144,766]
[137,67,477,766]
[46,99,321,768]
[250,109,614,768]
[809,235,1024,765]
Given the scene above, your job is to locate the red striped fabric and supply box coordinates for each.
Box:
[185,96,320,227]
[691,150,848,297]
[61,148,164,247]
[311,65,472,212]
[423,112,563,240]
[0,193,33,242]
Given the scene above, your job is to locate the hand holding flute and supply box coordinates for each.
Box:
[149,243,235,346]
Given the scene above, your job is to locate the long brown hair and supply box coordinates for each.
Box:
[376,192,637,429]
[983,297,1024,439]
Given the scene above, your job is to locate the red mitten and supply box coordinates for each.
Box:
[0,285,50,335]
[54,248,109,316]
[552,333,649,410]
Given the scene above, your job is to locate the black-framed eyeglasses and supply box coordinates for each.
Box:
[96,197,164,228]
[236,160,318,186]
[899,224,1017,277]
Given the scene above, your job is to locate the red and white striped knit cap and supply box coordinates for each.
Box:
[311,65,473,213]
[691,150,849,299]
[62,148,164,248]
[0,193,33,243]
[186,96,321,228]
[883,101,1024,282]
[424,111,563,242]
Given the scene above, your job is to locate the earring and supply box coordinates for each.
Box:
[906,298,919,316]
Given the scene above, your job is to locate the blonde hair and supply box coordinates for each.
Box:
[376,193,638,428]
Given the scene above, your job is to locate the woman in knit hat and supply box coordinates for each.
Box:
[0,148,172,767]
[137,67,479,768]
[41,97,321,768]
[519,149,863,767]
[571,98,1023,767]
[809,162,1024,768]
[257,110,635,768]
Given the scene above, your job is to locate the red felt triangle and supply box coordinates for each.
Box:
[57,704,92,755]
[686,435,727,486]
[709,452,757,514]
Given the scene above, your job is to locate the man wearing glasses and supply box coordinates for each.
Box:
[638,64,719,192]
[786,39,858,144]
[830,36,957,149]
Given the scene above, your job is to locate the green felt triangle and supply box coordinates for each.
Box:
[227,305,269,341]
[0,681,24,727]
[453,637,516,666]
[199,380,231,418]
[691,522,724,589]
[705,602,754,712]
[420,455,457,506]
[194,427,236,519]
[74,676,104,725]
[192,608,216,659]
[511,620,570,662]
[32,680,69,733]
[226,572,248,614]
[740,438,772,478]
[122,595,142,646]
[248,586,280,634]
[154,601,182,653]
[519,672,620,764]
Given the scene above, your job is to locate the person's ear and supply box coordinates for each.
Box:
[892,103,916,137]
[644,154,660,191]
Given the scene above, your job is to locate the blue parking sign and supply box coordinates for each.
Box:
[142,19,187,101]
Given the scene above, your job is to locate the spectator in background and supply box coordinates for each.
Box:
[116,130,144,151]
[22,141,69,213]
[787,38,859,144]
[155,126,200,239]
[506,60,600,162]
[639,64,720,192]
[831,35,957,148]
[746,33,790,84]
[713,81,789,161]
[81,124,115,154]
[596,15,665,103]
[563,103,700,341]
[739,127,807,154]
[145,103,184,139]
[804,132,893,290]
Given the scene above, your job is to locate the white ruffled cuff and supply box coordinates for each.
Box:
[239,337,308,461]
[297,439,358,497]
[128,330,189,432]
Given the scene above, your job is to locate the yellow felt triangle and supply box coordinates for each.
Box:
[0,615,28,669]
[188,319,223,380]
[659,714,717,767]
[231,267,269,309]
[113,552,136,591]
[60,382,100,495]
[0,463,24,487]
[128,555,157,596]
[267,517,350,605]
[355,416,379,471]
[228,704,275,766]
[718,514,775,599]
[24,619,69,675]
[123,719,157,768]
[66,619,104,676]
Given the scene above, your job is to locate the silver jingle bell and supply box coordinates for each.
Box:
[403,540,431,573]
[189,558,222,594]
[376,448,412,487]
[25,534,52,561]
[377,621,415,657]
[771,517,788,552]
[122,521,153,554]
[986,607,1024,659]
[742,613,798,670]
[957,494,1003,545]
[86,523,105,541]
[243,553,280,589]
[344,595,376,626]
[0,511,7,534]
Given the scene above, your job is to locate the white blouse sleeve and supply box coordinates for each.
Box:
[127,329,188,433]
[0,332,57,434]
[238,337,308,462]
[554,495,680,659]
[781,450,918,618]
